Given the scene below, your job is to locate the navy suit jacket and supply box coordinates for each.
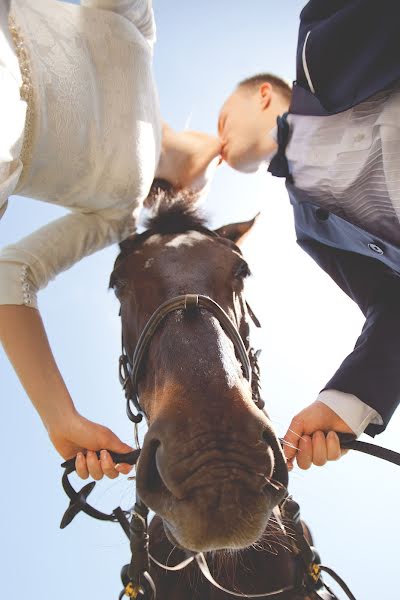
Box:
[269,0,400,436]
[292,0,400,116]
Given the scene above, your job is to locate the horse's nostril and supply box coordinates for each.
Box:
[262,430,271,444]
[145,440,164,494]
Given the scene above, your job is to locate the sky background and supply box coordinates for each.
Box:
[1,1,400,599]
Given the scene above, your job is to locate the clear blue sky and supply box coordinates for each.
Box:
[1,2,399,599]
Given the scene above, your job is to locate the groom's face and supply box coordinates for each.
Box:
[218,88,265,173]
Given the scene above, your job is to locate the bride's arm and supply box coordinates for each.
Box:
[0,304,133,478]
[0,209,135,477]
[80,0,156,49]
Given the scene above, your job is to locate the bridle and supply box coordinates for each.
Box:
[118,292,264,425]
[60,225,400,600]
[117,222,265,425]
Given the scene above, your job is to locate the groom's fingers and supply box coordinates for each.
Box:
[327,431,342,461]
[297,435,313,470]
[312,430,328,466]
[282,417,304,461]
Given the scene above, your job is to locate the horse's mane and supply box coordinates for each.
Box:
[110,180,208,284]
[143,178,207,234]
[119,180,207,254]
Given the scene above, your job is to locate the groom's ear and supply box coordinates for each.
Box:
[259,82,272,110]
[214,213,260,245]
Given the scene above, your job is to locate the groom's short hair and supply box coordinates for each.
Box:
[238,73,292,103]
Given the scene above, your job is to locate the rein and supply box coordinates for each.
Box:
[336,433,400,466]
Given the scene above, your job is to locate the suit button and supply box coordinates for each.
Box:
[315,208,329,221]
[368,243,384,255]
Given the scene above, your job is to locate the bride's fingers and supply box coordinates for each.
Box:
[100,450,119,479]
[115,462,133,475]
[76,451,89,480]
[86,450,104,481]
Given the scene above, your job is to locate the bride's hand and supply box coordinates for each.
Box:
[48,412,134,480]
[155,123,222,192]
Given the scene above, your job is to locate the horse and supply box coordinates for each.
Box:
[109,184,339,600]
[145,513,315,600]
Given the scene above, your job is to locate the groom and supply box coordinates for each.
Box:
[218,0,400,470]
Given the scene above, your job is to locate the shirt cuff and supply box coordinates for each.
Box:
[317,389,383,437]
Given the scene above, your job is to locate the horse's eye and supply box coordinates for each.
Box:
[111,277,128,296]
[234,261,251,279]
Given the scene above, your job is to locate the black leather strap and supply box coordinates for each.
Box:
[338,433,400,467]
[130,294,251,386]
[61,449,141,472]
[123,293,253,423]
[60,449,140,529]
[319,566,357,600]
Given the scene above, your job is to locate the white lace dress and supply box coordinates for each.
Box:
[0,0,161,308]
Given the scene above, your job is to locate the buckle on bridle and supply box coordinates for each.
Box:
[307,561,321,584]
[119,582,141,599]
[119,353,144,424]
[119,353,131,389]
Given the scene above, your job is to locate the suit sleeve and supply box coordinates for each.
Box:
[299,238,400,436]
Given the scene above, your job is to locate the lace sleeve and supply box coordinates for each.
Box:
[80,0,156,49]
[0,209,135,308]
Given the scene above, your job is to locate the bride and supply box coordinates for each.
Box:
[0,0,221,480]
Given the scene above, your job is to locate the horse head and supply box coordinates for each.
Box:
[110,187,288,553]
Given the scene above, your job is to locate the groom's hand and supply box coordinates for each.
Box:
[283,401,354,470]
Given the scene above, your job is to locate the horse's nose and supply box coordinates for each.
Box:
[136,411,284,503]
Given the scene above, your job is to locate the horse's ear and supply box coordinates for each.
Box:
[110,234,139,289]
[119,234,138,253]
[214,213,259,245]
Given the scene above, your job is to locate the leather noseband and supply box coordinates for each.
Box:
[119,293,259,423]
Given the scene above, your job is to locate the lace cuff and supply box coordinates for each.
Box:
[0,260,39,308]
